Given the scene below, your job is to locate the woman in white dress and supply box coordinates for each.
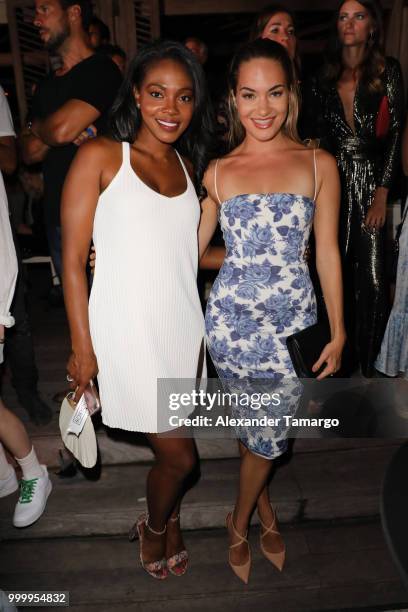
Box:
[61,41,212,580]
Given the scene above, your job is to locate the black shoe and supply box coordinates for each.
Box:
[55,449,78,478]
[17,391,54,425]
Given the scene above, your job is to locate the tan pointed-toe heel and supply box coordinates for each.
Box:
[258,507,286,572]
[226,512,251,584]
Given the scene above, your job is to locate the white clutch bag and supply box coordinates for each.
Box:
[59,394,98,468]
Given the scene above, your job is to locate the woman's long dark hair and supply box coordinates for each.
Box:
[322,0,386,93]
[109,40,214,190]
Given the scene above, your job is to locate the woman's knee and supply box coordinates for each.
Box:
[160,449,197,479]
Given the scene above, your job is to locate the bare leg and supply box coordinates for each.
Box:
[140,432,197,564]
[238,441,284,557]
[238,441,274,524]
[165,496,186,561]
[0,398,31,459]
[227,442,272,565]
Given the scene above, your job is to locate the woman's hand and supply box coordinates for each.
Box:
[89,245,96,271]
[312,336,346,380]
[67,349,98,403]
[364,187,388,229]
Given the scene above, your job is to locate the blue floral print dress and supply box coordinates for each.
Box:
[205,165,318,459]
[375,202,408,378]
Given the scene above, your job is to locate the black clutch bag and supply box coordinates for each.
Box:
[286,320,331,378]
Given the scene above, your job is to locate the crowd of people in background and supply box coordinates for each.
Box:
[0,0,407,585]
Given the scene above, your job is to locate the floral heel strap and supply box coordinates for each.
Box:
[167,514,189,576]
[133,514,169,580]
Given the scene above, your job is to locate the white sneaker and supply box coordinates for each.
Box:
[13,465,52,528]
[0,467,19,498]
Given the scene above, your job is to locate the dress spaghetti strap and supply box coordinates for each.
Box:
[122,141,131,168]
[174,149,191,186]
[313,148,318,202]
[214,159,222,205]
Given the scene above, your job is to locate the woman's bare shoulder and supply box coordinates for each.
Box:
[294,142,337,169]
[202,159,216,200]
[315,147,338,173]
[72,137,122,166]
[203,157,218,185]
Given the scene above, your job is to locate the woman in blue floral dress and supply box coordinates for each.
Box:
[198,39,345,583]
[375,117,408,379]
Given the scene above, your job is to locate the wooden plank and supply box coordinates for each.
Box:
[0,443,401,541]
[0,523,405,611]
[0,459,302,539]
[94,0,115,43]
[6,0,27,124]
[163,0,394,15]
[150,0,161,39]
[114,1,137,59]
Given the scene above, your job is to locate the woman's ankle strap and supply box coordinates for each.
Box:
[168,513,180,523]
[145,515,167,535]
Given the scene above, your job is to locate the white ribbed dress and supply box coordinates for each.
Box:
[89,142,206,432]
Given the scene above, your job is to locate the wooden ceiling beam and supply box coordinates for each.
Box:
[163,0,394,15]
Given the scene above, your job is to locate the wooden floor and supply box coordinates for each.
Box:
[0,265,407,612]
[1,520,407,612]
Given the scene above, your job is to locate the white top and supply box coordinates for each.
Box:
[88,142,206,432]
[0,86,15,138]
[0,85,17,363]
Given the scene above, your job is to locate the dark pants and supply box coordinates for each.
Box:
[5,229,39,395]
[46,223,62,279]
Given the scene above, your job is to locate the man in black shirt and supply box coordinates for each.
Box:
[22,0,122,278]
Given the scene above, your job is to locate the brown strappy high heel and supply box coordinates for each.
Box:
[129,513,168,580]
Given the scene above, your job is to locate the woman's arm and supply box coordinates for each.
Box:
[378,58,404,189]
[312,150,346,379]
[0,194,18,363]
[61,139,104,401]
[198,161,225,269]
[198,194,225,268]
[366,59,404,229]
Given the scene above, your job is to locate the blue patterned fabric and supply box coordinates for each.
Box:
[375,213,408,378]
[205,193,317,459]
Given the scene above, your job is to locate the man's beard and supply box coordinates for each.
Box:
[44,26,70,53]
